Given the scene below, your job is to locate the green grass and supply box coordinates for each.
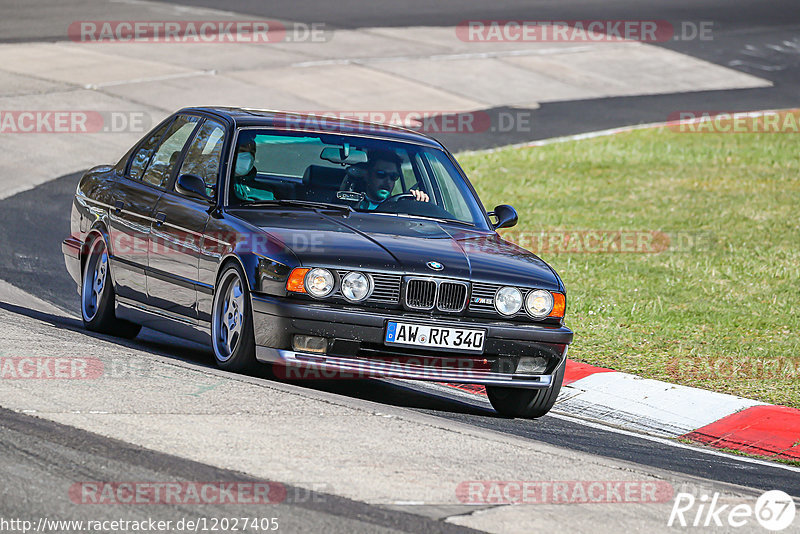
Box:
[458,126,800,408]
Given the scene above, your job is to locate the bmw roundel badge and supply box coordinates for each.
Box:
[426,261,444,271]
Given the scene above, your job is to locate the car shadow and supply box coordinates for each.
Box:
[0,300,496,418]
[276,376,496,417]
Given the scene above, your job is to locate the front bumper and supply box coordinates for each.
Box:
[256,347,565,388]
[251,294,573,388]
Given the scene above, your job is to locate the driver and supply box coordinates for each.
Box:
[231,132,275,202]
[353,149,429,210]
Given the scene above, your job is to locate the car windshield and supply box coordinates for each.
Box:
[226,129,489,228]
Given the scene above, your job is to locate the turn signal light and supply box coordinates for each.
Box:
[286,267,310,293]
[549,292,566,318]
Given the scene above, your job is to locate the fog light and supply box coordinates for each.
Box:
[516,356,547,374]
[293,335,328,354]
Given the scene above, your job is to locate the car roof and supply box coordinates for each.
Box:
[179,106,445,149]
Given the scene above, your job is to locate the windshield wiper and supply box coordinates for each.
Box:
[363,211,476,227]
[239,199,353,213]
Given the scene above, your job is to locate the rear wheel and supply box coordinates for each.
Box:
[486,361,565,419]
[81,235,141,339]
[211,264,257,373]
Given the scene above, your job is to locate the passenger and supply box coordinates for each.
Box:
[231,132,275,202]
[349,149,429,210]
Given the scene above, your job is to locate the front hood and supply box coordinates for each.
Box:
[230,210,561,290]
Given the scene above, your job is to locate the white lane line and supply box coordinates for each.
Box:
[109,0,242,18]
[548,412,800,475]
[84,69,217,90]
[457,122,678,155]
[291,45,601,68]
[459,106,799,156]
[390,379,800,474]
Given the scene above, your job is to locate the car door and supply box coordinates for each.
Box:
[107,119,172,304]
[147,117,226,321]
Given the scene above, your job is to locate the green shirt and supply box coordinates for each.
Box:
[232,173,275,202]
[358,198,380,211]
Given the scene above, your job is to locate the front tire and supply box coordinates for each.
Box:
[211,264,257,373]
[486,361,565,419]
[81,235,141,339]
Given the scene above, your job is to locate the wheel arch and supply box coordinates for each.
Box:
[214,253,250,291]
[80,224,111,276]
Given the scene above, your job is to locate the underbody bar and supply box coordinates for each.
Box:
[256,347,559,388]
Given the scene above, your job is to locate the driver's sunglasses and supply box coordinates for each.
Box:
[374,170,401,181]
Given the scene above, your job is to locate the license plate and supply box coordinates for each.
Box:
[385,321,486,352]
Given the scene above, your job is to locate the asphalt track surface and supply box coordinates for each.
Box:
[2,0,800,530]
[1,0,799,150]
[140,0,800,150]
[1,172,799,508]
[0,405,482,534]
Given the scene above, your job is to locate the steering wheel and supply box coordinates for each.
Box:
[377,192,416,207]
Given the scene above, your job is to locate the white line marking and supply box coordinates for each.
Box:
[291,45,600,68]
[728,59,787,72]
[547,412,800,474]
[84,70,216,90]
[458,106,798,156]
[390,379,800,473]
[109,0,241,18]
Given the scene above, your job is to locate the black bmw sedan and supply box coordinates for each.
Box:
[62,107,573,418]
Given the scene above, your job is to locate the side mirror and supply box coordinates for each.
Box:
[489,204,518,229]
[176,174,213,202]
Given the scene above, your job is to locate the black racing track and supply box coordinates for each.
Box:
[1,172,798,504]
[1,1,799,527]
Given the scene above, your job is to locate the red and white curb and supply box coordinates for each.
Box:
[445,360,800,461]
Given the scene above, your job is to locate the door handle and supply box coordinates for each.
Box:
[113,200,124,214]
[155,212,167,226]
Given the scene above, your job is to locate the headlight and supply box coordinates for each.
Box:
[525,289,554,319]
[495,286,522,316]
[341,271,372,302]
[304,268,334,298]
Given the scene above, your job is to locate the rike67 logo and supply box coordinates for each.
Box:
[669,490,796,531]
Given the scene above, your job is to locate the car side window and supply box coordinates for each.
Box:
[177,119,226,198]
[141,115,199,188]
[423,152,478,221]
[128,122,170,180]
